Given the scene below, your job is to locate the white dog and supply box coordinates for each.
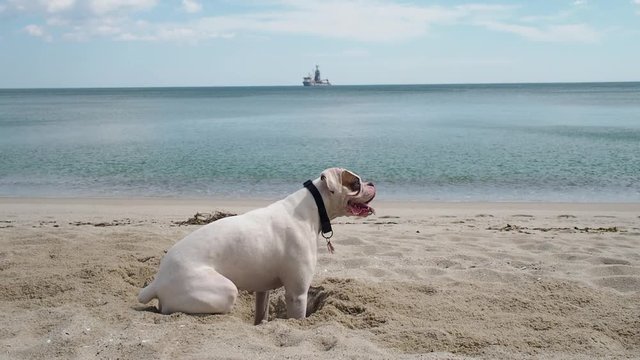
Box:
[138,168,376,324]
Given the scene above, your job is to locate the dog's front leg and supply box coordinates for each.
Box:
[254,291,270,325]
[285,288,308,319]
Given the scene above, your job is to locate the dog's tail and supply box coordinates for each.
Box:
[137,280,158,304]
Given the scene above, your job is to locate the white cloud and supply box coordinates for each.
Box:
[4,0,507,42]
[479,21,600,43]
[24,24,44,36]
[32,0,446,42]
[23,23,53,41]
[520,10,573,23]
[168,1,509,42]
[88,0,157,15]
[60,16,130,41]
[159,1,594,43]
[182,0,201,14]
[5,0,603,44]
[46,0,75,13]
[115,20,235,42]
[4,0,157,41]
[46,17,70,26]
[1,0,157,15]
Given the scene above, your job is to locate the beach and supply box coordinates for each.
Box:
[1,198,638,359]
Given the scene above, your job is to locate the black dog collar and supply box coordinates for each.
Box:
[303,180,335,253]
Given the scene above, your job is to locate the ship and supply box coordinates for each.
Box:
[303,65,331,86]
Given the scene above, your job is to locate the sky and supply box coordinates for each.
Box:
[0,0,639,88]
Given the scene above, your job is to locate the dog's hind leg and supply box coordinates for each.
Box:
[159,267,238,315]
[254,291,270,325]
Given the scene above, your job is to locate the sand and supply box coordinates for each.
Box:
[0,198,638,359]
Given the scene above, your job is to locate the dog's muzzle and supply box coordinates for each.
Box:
[347,182,375,216]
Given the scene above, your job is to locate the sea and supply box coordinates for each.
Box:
[1,83,639,202]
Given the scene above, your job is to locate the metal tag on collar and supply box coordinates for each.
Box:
[322,231,334,254]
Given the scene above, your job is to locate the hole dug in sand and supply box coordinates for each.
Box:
[269,278,388,329]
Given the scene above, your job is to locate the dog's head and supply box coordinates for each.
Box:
[318,167,376,218]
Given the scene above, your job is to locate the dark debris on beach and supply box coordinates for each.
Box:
[173,211,237,226]
[488,224,620,234]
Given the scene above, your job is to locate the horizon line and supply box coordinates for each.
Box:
[1,80,639,91]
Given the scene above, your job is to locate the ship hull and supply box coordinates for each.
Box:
[302,81,331,86]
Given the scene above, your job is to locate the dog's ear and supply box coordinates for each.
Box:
[321,168,343,194]
[341,170,362,196]
[321,168,361,195]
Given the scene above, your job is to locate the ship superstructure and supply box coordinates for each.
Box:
[303,65,331,86]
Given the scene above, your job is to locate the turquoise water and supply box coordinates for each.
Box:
[0,83,639,201]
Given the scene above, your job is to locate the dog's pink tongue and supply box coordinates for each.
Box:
[349,203,374,216]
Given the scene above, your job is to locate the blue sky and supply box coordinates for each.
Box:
[0,0,639,88]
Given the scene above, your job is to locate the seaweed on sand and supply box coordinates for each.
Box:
[174,211,237,226]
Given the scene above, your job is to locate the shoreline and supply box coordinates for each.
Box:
[3,197,638,232]
[2,195,640,208]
